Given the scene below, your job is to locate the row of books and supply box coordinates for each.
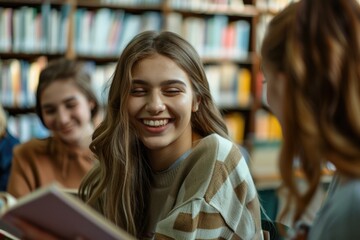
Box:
[73,9,250,58]
[99,0,244,8]
[73,9,162,56]
[224,112,245,144]
[0,58,114,108]
[0,4,70,54]
[1,58,253,109]
[224,109,282,145]
[0,6,251,59]
[169,0,245,9]
[256,0,299,12]
[167,13,251,59]
[205,63,252,108]
[83,61,115,104]
[0,57,47,108]
[254,109,282,142]
[7,113,49,143]
[100,0,161,5]
[224,108,282,147]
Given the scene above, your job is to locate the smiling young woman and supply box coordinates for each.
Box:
[7,58,99,198]
[78,31,262,239]
[128,53,199,171]
[8,31,263,240]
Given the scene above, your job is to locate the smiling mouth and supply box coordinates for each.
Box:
[143,119,169,127]
[59,126,74,133]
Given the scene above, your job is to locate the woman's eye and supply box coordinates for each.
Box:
[164,88,181,95]
[66,103,77,109]
[130,88,147,95]
[44,109,55,115]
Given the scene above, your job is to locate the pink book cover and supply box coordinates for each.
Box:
[0,184,134,240]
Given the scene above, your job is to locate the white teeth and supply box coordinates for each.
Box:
[143,119,169,127]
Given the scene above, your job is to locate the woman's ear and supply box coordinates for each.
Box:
[88,100,96,113]
[192,96,201,112]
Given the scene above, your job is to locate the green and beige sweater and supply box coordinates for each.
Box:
[144,133,262,240]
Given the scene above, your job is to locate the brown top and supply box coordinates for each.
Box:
[7,137,95,198]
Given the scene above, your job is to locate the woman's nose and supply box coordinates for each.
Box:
[56,107,71,124]
[145,94,166,114]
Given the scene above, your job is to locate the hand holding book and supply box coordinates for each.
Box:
[0,183,135,240]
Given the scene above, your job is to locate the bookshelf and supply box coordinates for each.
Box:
[0,0,262,149]
[0,1,338,224]
[250,0,292,188]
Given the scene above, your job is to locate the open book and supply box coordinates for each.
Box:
[0,184,135,240]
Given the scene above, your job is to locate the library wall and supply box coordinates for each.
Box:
[0,0,310,188]
[0,0,259,146]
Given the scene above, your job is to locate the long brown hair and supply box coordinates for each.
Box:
[79,31,228,237]
[261,0,360,223]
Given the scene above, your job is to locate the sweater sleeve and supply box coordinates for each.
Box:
[155,199,250,240]
[6,146,34,198]
[148,134,262,240]
[0,132,20,191]
[154,153,262,240]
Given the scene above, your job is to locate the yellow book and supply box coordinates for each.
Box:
[224,112,245,144]
[28,57,47,106]
[9,59,21,107]
[268,114,282,141]
[255,109,269,141]
[237,68,251,107]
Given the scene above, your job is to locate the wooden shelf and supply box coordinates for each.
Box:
[76,0,163,11]
[0,52,65,60]
[0,0,67,7]
[76,55,119,63]
[171,5,258,17]
[3,106,36,116]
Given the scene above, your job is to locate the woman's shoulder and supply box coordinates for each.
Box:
[195,133,238,156]
[327,176,360,205]
[169,134,259,234]
[308,178,360,239]
[335,178,360,210]
[198,133,248,172]
[0,130,20,145]
[192,133,255,198]
[177,133,252,199]
[14,137,50,156]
